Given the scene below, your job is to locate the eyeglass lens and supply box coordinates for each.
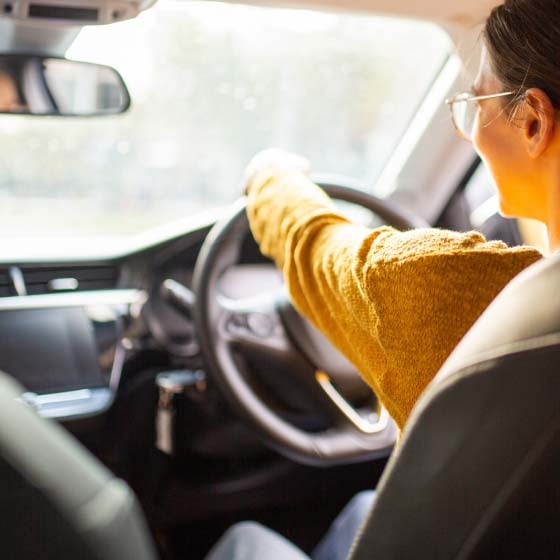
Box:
[452,99,477,141]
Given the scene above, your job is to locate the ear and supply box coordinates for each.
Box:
[521,88,556,159]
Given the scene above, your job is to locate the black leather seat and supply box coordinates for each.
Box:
[2,254,560,559]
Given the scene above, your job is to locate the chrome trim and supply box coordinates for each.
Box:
[0,289,147,310]
[315,371,389,435]
[109,342,127,393]
[9,266,27,296]
[21,387,114,420]
[49,277,79,291]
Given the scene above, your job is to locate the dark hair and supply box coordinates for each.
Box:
[483,0,560,110]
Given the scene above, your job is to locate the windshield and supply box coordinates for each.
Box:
[0,1,450,243]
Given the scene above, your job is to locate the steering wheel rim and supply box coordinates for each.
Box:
[192,178,428,466]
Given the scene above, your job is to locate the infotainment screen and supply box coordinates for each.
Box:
[0,307,107,393]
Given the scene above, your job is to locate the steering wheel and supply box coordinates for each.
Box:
[192,177,429,466]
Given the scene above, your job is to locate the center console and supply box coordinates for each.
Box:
[0,289,145,420]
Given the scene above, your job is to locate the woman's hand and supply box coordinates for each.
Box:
[243,148,311,195]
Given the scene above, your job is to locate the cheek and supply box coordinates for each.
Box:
[472,107,497,161]
[472,112,518,215]
[473,113,504,183]
[473,119,540,219]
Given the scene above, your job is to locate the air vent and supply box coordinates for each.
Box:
[28,3,98,20]
[0,269,14,297]
[22,265,118,295]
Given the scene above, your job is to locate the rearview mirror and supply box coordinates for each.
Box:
[0,54,131,116]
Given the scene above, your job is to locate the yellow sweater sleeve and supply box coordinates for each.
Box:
[247,171,543,430]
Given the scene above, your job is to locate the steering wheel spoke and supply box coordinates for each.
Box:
[217,289,295,359]
[315,371,389,435]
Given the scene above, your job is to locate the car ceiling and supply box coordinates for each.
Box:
[228,0,499,27]
[0,0,501,55]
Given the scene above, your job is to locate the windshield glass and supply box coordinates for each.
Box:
[0,1,450,243]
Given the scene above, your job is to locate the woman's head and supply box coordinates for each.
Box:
[483,0,560,107]
[470,0,560,223]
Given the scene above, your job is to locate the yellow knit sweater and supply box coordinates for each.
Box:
[246,170,543,430]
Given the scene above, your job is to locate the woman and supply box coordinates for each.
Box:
[206,0,557,558]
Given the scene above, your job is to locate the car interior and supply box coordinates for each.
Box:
[1,0,559,558]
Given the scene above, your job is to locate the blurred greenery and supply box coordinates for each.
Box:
[0,1,450,241]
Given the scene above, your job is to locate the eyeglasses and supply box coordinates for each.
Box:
[445,91,515,142]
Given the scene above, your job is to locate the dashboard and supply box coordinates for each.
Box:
[0,219,281,423]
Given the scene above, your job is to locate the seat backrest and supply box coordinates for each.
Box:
[0,373,158,560]
[350,254,560,559]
